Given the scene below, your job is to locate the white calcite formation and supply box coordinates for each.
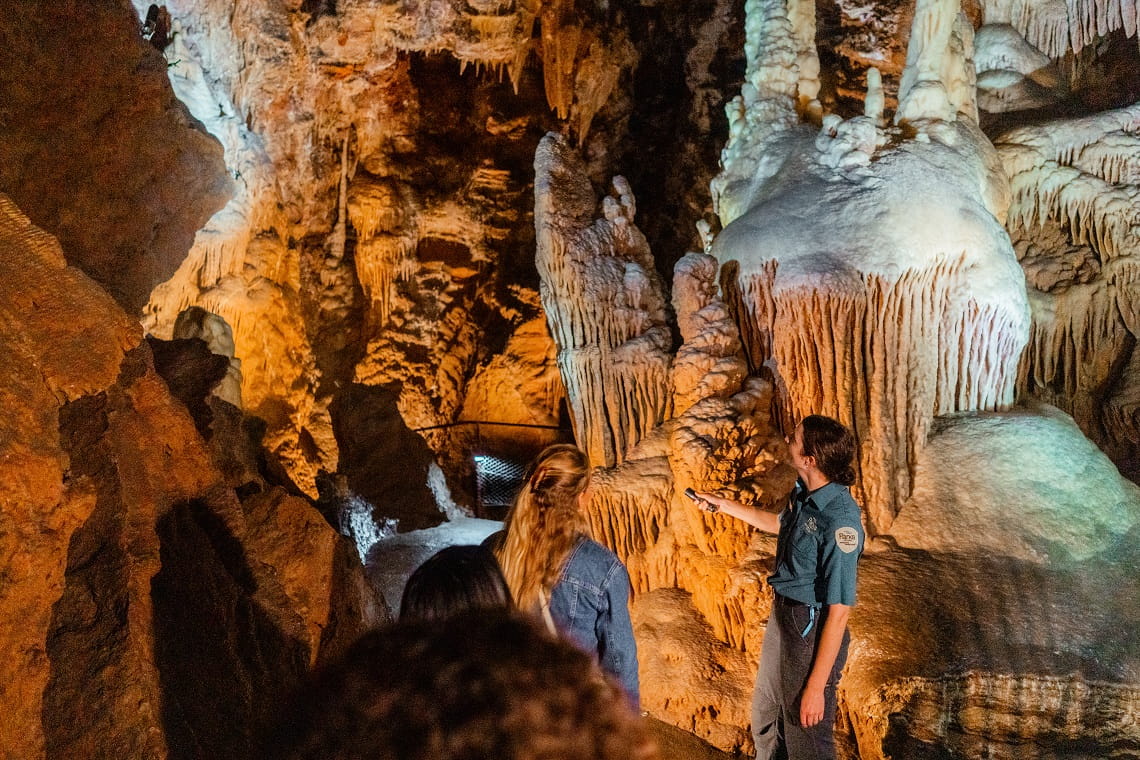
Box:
[996,102,1140,478]
[844,406,1140,759]
[983,0,1140,58]
[974,24,1065,113]
[710,0,1030,533]
[534,132,672,467]
[171,306,245,409]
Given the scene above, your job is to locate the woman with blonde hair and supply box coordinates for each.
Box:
[490,444,639,706]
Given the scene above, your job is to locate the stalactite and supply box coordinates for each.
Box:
[985,0,1140,57]
[347,177,419,328]
[570,40,622,144]
[540,1,580,121]
[998,102,1140,475]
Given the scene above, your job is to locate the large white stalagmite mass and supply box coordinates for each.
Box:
[533,132,672,467]
[845,406,1140,760]
[709,0,1030,532]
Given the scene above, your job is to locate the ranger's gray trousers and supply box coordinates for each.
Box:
[751,595,849,760]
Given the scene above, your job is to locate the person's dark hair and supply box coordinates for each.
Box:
[262,610,657,760]
[399,545,512,623]
[800,415,857,485]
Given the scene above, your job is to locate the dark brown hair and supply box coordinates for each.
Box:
[801,415,857,485]
[262,610,656,760]
[399,545,512,623]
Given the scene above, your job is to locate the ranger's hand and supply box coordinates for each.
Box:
[799,684,825,727]
[693,491,724,513]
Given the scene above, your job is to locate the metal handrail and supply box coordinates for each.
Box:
[412,420,569,433]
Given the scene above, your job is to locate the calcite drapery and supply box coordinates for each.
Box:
[710,0,1030,532]
[997,102,1140,479]
[534,132,672,467]
[983,0,1140,58]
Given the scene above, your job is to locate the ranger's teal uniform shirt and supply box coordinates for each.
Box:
[768,481,864,606]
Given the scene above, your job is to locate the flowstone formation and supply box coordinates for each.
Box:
[710,0,1030,533]
[997,103,1140,480]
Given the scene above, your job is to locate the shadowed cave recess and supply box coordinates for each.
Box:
[1,0,1140,757]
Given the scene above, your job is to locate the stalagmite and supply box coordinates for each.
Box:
[534,132,672,468]
[864,67,885,122]
[671,253,749,414]
[581,250,792,746]
[710,0,1029,533]
[895,0,977,124]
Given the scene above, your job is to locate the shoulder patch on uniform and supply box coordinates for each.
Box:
[834,526,859,554]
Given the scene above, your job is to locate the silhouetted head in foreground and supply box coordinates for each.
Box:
[263,610,656,760]
[399,544,512,623]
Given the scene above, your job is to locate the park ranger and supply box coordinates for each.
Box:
[695,415,864,760]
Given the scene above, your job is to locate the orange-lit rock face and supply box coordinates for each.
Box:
[138,0,575,494]
[0,3,229,314]
[0,196,141,760]
[0,198,379,759]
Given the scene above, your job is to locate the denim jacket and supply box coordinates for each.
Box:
[549,537,640,707]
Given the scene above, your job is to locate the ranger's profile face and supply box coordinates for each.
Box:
[786,423,814,480]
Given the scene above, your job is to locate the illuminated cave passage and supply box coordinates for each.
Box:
[1,0,1140,758]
